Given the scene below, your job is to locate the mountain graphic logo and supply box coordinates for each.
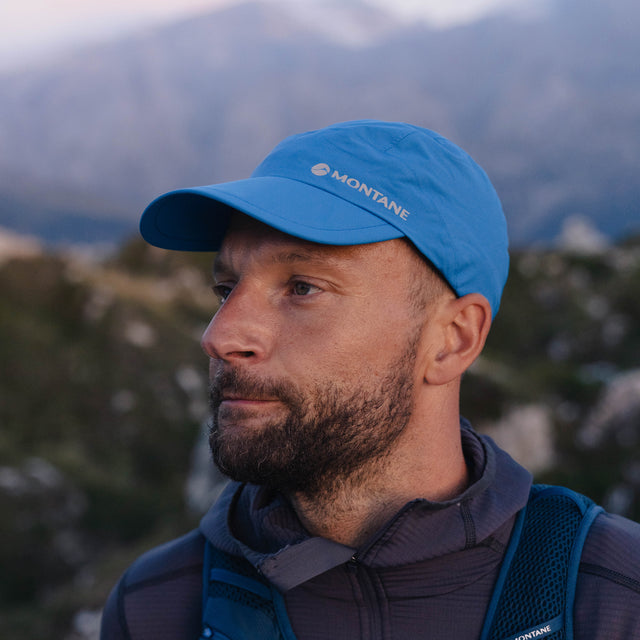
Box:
[311,163,331,176]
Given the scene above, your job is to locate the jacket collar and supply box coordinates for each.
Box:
[200,422,532,592]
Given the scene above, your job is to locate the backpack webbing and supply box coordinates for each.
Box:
[200,485,602,640]
[199,542,295,640]
[480,485,602,640]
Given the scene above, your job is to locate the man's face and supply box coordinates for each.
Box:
[203,214,432,497]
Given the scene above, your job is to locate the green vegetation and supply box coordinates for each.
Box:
[0,240,214,638]
[464,238,640,510]
[1,235,639,638]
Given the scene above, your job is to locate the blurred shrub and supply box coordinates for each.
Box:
[1,234,639,637]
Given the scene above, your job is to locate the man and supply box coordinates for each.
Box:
[101,121,640,639]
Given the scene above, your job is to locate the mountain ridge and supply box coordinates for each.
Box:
[0,0,638,246]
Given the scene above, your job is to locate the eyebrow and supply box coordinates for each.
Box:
[213,249,333,277]
[270,251,320,264]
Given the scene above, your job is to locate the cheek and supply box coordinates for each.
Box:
[281,312,413,379]
[273,285,421,370]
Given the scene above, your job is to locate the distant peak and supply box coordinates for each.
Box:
[0,226,42,263]
[268,0,404,47]
[557,215,610,255]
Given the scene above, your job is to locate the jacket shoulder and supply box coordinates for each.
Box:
[574,511,640,639]
[100,529,205,640]
[581,511,640,579]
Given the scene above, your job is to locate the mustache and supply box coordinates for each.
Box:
[208,368,302,408]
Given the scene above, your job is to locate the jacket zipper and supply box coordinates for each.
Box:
[347,555,385,640]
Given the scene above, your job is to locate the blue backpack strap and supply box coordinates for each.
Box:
[199,541,298,640]
[481,484,603,640]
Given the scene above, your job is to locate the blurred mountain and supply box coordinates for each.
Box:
[0,0,639,246]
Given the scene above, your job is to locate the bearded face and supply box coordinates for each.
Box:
[208,338,417,498]
[202,216,440,500]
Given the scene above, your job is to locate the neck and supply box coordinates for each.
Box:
[288,418,470,547]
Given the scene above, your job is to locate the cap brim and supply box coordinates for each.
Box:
[140,176,404,251]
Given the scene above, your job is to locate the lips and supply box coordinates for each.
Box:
[217,392,283,414]
[209,367,301,413]
[221,398,276,407]
[220,392,278,403]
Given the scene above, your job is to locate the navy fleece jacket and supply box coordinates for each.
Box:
[101,424,640,639]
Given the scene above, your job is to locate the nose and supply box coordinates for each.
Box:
[201,284,270,363]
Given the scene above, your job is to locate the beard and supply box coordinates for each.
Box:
[208,340,417,498]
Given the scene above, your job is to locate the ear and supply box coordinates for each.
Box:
[423,293,492,386]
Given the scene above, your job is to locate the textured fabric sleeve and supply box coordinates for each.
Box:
[574,512,640,639]
[100,529,205,640]
[101,578,128,640]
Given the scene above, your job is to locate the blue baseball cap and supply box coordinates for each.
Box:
[140,120,509,316]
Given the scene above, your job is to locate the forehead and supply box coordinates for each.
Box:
[215,212,413,272]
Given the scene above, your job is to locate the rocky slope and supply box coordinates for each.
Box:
[1,229,639,637]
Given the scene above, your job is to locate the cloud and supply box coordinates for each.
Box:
[0,0,527,69]
[0,0,233,66]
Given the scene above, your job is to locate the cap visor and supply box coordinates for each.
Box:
[140,176,403,251]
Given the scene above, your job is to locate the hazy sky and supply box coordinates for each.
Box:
[0,0,527,70]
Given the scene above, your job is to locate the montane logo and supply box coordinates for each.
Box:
[508,623,555,640]
[310,163,410,221]
[311,163,331,176]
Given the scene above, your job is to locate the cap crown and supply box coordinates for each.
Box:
[253,121,509,315]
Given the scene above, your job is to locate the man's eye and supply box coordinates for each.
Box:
[291,281,319,296]
[212,284,232,302]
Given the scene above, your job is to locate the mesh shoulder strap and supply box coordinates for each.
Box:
[199,543,297,640]
[481,484,603,640]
